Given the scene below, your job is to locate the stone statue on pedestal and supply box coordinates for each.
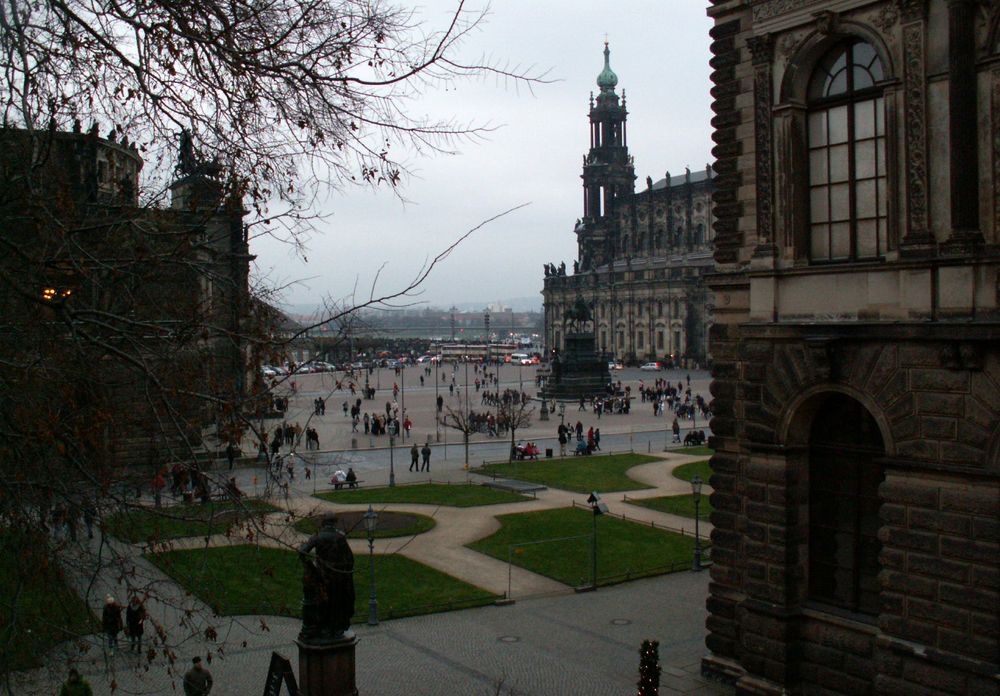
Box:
[299,515,355,643]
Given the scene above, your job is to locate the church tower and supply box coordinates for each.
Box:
[578,41,635,270]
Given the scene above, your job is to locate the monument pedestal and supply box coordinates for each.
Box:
[296,632,358,696]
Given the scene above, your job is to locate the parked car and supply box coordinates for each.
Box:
[640,362,663,371]
[608,361,624,371]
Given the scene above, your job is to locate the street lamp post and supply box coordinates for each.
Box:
[587,492,608,590]
[388,421,396,487]
[434,356,440,442]
[364,504,379,625]
[691,475,703,571]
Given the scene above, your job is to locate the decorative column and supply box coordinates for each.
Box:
[942,0,983,252]
[748,34,776,260]
[898,0,934,254]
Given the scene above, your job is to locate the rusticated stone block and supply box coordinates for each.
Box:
[971,564,999,589]
[879,503,906,526]
[916,391,964,415]
[921,416,957,440]
[939,487,998,516]
[879,527,939,554]
[938,582,997,611]
[910,368,970,393]
[897,438,939,460]
[901,659,967,695]
[876,369,908,407]
[898,343,941,367]
[881,570,937,599]
[907,597,969,630]
[963,394,997,430]
[907,553,969,583]
[940,537,998,564]
[937,628,997,662]
[973,516,998,542]
[957,419,991,450]
[867,345,898,393]
[938,442,985,463]
[908,508,971,536]
[970,371,1000,411]
[879,616,937,645]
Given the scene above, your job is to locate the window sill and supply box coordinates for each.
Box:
[801,601,878,631]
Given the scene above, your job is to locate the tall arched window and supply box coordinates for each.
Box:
[808,394,884,616]
[808,40,886,262]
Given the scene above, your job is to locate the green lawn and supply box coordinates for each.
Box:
[676,446,714,456]
[106,499,280,543]
[315,483,529,507]
[148,546,497,620]
[627,494,713,519]
[671,460,713,483]
[476,453,658,493]
[467,507,697,587]
[0,534,97,671]
[292,512,436,539]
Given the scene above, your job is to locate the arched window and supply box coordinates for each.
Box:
[808,394,884,616]
[807,40,886,262]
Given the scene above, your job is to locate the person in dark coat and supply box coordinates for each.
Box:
[421,442,432,472]
[102,595,122,655]
[410,443,419,471]
[183,656,213,695]
[125,596,146,653]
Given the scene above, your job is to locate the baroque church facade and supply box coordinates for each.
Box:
[702,1,999,695]
[542,44,716,367]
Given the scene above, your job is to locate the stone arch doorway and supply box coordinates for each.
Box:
[802,392,886,616]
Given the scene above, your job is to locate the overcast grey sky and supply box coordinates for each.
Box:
[252,1,714,313]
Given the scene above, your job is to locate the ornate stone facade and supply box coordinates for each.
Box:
[703,1,1000,695]
[542,44,716,366]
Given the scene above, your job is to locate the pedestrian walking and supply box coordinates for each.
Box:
[83,502,95,539]
[594,428,601,450]
[102,595,122,656]
[125,596,146,653]
[59,668,93,696]
[183,656,213,695]
[421,442,432,472]
[225,442,236,470]
[410,443,419,471]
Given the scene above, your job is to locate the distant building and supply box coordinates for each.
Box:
[703,2,999,695]
[542,43,715,366]
[0,125,252,466]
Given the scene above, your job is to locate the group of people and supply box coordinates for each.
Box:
[409,442,433,471]
[557,421,601,456]
[100,594,146,656]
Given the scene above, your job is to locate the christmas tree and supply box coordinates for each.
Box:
[637,639,661,695]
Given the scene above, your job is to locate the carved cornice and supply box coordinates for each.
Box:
[747,34,775,65]
[898,0,928,23]
[753,0,826,23]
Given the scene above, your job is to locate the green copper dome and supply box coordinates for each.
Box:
[596,41,618,91]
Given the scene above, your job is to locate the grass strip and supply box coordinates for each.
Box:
[626,494,713,519]
[315,483,528,507]
[675,446,714,456]
[292,512,436,539]
[671,460,712,483]
[148,545,497,621]
[476,453,659,493]
[467,507,697,587]
[106,499,280,543]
